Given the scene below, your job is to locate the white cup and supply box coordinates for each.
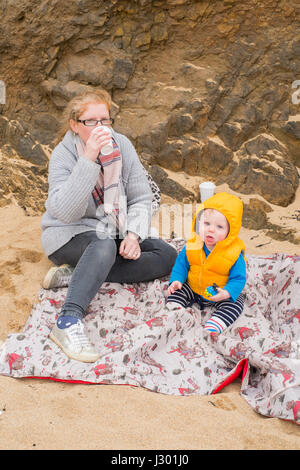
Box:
[199,181,216,202]
[100,126,114,155]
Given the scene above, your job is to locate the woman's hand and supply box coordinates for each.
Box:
[119,232,141,260]
[167,280,182,296]
[84,126,112,162]
[209,288,230,302]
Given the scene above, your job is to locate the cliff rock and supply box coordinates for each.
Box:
[0,0,299,213]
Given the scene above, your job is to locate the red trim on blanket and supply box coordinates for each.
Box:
[25,376,136,386]
[212,358,249,394]
[24,359,249,391]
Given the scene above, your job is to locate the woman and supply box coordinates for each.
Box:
[41,89,177,363]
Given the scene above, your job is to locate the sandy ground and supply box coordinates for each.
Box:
[0,174,300,450]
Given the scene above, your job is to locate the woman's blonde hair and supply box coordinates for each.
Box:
[56,89,112,144]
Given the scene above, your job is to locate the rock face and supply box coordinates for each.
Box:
[0,0,299,209]
[222,133,299,206]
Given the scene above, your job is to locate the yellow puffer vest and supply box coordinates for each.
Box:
[186,192,246,299]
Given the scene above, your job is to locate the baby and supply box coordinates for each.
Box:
[167,192,247,334]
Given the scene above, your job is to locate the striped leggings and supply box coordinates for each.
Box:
[167,282,245,333]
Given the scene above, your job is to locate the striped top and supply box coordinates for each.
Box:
[41,129,152,257]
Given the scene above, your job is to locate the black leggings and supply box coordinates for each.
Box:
[49,231,177,320]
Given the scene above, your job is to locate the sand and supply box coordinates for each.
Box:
[0,174,300,450]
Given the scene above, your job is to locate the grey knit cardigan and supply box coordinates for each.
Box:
[41,129,152,257]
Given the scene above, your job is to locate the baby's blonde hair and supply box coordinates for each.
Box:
[56,89,112,144]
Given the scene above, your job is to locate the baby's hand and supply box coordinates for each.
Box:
[208,288,230,302]
[167,281,182,296]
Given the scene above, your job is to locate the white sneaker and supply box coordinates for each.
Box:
[49,320,100,363]
[42,264,74,289]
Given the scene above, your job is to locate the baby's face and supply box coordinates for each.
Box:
[198,209,229,249]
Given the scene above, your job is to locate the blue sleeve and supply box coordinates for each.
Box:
[223,253,247,302]
[169,246,190,285]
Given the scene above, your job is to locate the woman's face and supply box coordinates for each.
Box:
[70,102,110,144]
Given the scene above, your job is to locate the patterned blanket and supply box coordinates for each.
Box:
[0,239,299,424]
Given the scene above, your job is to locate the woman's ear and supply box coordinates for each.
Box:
[70,119,78,134]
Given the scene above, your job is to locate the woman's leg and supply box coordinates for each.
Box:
[48,232,117,362]
[47,234,177,361]
[106,238,177,283]
[49,235,177,317]
[49,232,117,320]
